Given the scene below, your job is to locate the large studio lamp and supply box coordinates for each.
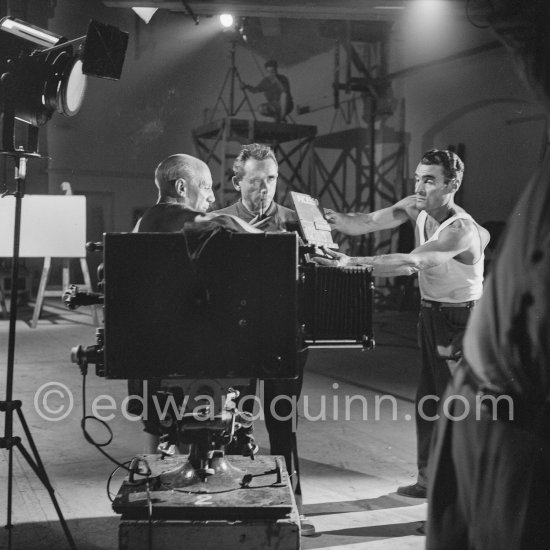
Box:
[0,16,128,152]
[0,16,128,550]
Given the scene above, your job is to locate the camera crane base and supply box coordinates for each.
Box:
[113,454,300,550]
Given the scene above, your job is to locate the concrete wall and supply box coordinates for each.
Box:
[390,13,545,224]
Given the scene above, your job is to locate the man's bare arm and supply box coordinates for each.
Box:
[316,219,476,277]
[324,195,419,236]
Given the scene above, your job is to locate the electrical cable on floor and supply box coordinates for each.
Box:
[80,372,152,480]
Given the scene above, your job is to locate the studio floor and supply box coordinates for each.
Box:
[0,298,426,550]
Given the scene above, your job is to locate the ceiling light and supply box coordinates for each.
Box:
[219,14,234,29]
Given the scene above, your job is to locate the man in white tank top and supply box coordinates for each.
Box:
[317,149,490,499]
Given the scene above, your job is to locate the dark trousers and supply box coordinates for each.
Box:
[416,305,472,488]
[427,365,550,549]
[259,100,292,122]
[236,349,307,510]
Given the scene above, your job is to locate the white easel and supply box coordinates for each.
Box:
[0,194,97,327]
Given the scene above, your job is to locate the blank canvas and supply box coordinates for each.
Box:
[0,195,86,258]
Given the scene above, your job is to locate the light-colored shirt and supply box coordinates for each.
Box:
[416,210,484,302]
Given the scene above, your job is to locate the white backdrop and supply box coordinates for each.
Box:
[0,195,86,258]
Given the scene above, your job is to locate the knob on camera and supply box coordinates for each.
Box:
[70,328,105,376]
[63,284,104,310]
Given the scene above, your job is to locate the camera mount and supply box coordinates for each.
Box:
[127,381,258,491]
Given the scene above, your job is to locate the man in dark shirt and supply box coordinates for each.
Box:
[215,144,298,231]
[244,59,294,123]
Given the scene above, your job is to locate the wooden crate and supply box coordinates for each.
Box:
[115,454,300,550]
[119,516,300,550]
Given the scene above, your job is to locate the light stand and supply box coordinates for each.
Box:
[209,36,256,121]
[0,16,127,549]
[0,75,77,550]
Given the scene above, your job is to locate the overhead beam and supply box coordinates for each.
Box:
[103,0,411,21]
[387,41,502,80]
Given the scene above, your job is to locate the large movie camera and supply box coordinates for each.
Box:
[68,216,374,493]
[69,230,374,377]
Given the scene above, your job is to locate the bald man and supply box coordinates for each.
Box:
[134,153,215,232]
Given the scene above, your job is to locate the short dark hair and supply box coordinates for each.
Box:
[420,149,464,183]
[265,59,278,70]
[233,143,278,181]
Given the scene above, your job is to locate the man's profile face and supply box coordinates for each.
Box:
[185,164,215,213]
[414,163,454,211]
[236,158,278,214]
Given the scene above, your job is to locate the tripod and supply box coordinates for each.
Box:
[1,78,77,550]
[209,37,256,121]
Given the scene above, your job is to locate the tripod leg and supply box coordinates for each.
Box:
[15,408,77,550]
[15,440,77,550]
[16,407,51,482]
[234,68,257,120]
[6,445,14,549]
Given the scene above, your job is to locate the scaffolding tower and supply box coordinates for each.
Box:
[312,116,408,257]
[311,21,409,257]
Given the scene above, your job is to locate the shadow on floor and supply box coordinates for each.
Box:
[1,516,119,550]
[303,494,421,517]
[309,521,425,546]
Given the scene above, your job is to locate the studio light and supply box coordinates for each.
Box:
[220,13,234,29]
[0,17,128,550]
[0,17,128,137]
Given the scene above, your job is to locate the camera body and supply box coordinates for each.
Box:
[103,231,298,380]
[71,230,374,380]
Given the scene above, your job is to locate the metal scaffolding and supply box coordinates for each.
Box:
[310,22,409,257]
[311,116,408,257]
